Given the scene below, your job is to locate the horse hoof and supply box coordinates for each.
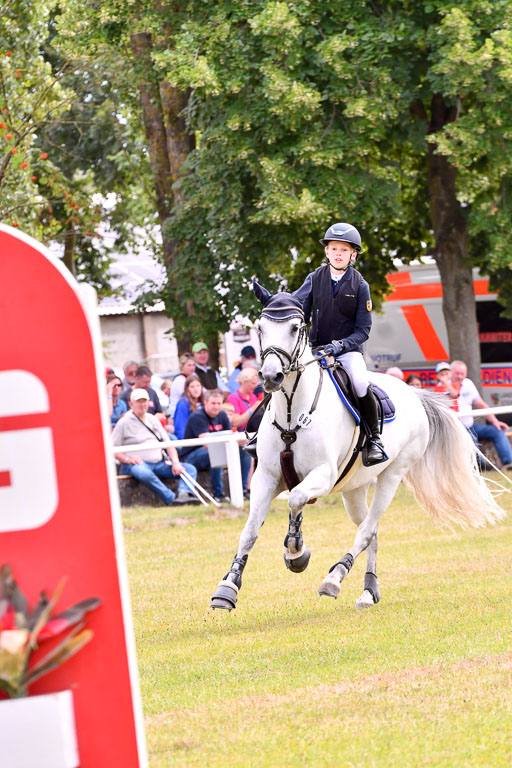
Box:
[284,546,311,573]
[210,598,234,611]
[210,583,237,611]
[355,590,377,610]
[318,580,340,599]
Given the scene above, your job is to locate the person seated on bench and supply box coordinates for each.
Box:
[112,388,198,505]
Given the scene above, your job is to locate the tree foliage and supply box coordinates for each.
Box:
[0,0,154,295]
[151,0,512,377]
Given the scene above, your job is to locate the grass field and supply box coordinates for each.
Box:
[123,476,512,768]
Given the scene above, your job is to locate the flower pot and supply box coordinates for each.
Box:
[0,689,79,768]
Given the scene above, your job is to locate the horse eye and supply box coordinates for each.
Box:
[291,323,300,334]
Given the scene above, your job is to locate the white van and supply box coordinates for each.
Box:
[365,264,512,409]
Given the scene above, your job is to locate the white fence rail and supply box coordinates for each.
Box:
[111,405,512,509]
[112,432,251,508]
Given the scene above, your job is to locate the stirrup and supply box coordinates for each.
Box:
[362,438,389,467]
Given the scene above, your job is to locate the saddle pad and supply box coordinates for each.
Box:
[371,384,396,423]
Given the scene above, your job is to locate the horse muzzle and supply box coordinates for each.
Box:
[258,370,284,391]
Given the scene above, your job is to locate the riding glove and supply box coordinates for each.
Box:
[323,340,344,357]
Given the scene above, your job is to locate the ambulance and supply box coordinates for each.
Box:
[366,263,512,409]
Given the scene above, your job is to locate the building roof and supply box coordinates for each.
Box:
[98,250,166,316]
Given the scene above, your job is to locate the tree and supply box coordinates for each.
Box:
[151,0,512,383]
[56,0,198,348]
[0,0,154,296]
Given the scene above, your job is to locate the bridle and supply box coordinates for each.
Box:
[257,305,308,375]
[257,303,324,449]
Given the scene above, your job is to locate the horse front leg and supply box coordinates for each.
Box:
[283,463,334,573]
[210,465,282,611]
[319,471,402,602]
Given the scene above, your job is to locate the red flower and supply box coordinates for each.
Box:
[5,134,12,140]
[11,147,17,154]
[12,222,18,227]
[31,175,37,181]
[41,152,48,159]
[16,70,20,78]
[21,162,28,168]
[6,51,12,57]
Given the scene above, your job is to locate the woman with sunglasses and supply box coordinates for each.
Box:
[106,373,128,428]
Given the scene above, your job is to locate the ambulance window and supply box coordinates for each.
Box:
[476,301,512,363]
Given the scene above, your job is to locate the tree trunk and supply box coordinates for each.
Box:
[130,32,195,355]
[427,93,482,389]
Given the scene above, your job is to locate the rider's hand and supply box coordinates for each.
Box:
[323,340,344,357]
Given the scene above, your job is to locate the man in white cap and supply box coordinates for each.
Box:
[432,361,459,409]
[192,341,229,392]
[112,388,198,504]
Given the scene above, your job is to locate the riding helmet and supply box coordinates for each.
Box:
[319,222,361,251]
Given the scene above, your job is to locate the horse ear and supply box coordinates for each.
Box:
[253,277,272,307]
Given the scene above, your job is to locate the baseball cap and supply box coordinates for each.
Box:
[192,341,208,353]
[435,361,451,373]
[130,388,149,401]
[241,345,256,358]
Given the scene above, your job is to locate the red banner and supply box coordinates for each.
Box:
[0,226,146,766]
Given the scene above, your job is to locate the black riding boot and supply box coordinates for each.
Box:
[359,387,388,466]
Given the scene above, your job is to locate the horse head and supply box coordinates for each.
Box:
[253,278,307,391]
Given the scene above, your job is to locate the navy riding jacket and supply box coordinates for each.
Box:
[294,264,372,353]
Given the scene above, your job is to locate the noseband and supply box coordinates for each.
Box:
[258,305,307,374]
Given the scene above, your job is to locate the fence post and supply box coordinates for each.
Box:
[225,434,244,508]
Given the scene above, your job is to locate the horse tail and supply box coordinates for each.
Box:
[403,390,506,528]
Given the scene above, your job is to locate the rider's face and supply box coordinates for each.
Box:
[325,241,355,271]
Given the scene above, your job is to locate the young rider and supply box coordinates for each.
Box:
[294,222,387,465]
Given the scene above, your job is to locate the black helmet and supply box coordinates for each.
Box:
[319,222,361,251]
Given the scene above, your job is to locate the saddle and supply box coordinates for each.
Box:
[326,362,396,428]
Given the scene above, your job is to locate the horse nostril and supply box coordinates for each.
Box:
[273,372,284,386]
[258,371,264,384]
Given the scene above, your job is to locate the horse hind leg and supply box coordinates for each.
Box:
[318,483,382,608]
[355,534,381,610]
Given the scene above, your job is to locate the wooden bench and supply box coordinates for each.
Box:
[117,469,226,507]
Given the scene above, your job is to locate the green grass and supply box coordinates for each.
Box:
[123,477,512,767]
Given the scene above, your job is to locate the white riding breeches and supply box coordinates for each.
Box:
[337,351,370,398]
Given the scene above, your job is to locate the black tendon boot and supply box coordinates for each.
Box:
[359,387,389,466]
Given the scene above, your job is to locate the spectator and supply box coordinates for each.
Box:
[158,379,172,410]
[386,366,405,380]
[226,368,259,498]
[168,353,196,417]
[227,345,258,393]
[112,388,198,505]
[432,362,458,410]
[192,342,229,393]
[451,359,512,470]
[120,360,138,401]
[406,374,422,388]
[121,365,162,415]
[179,390,231,502]
[174,374,205,440]
[106,373,127,428]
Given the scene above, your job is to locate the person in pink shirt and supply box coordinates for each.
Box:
[227,368,260,498]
